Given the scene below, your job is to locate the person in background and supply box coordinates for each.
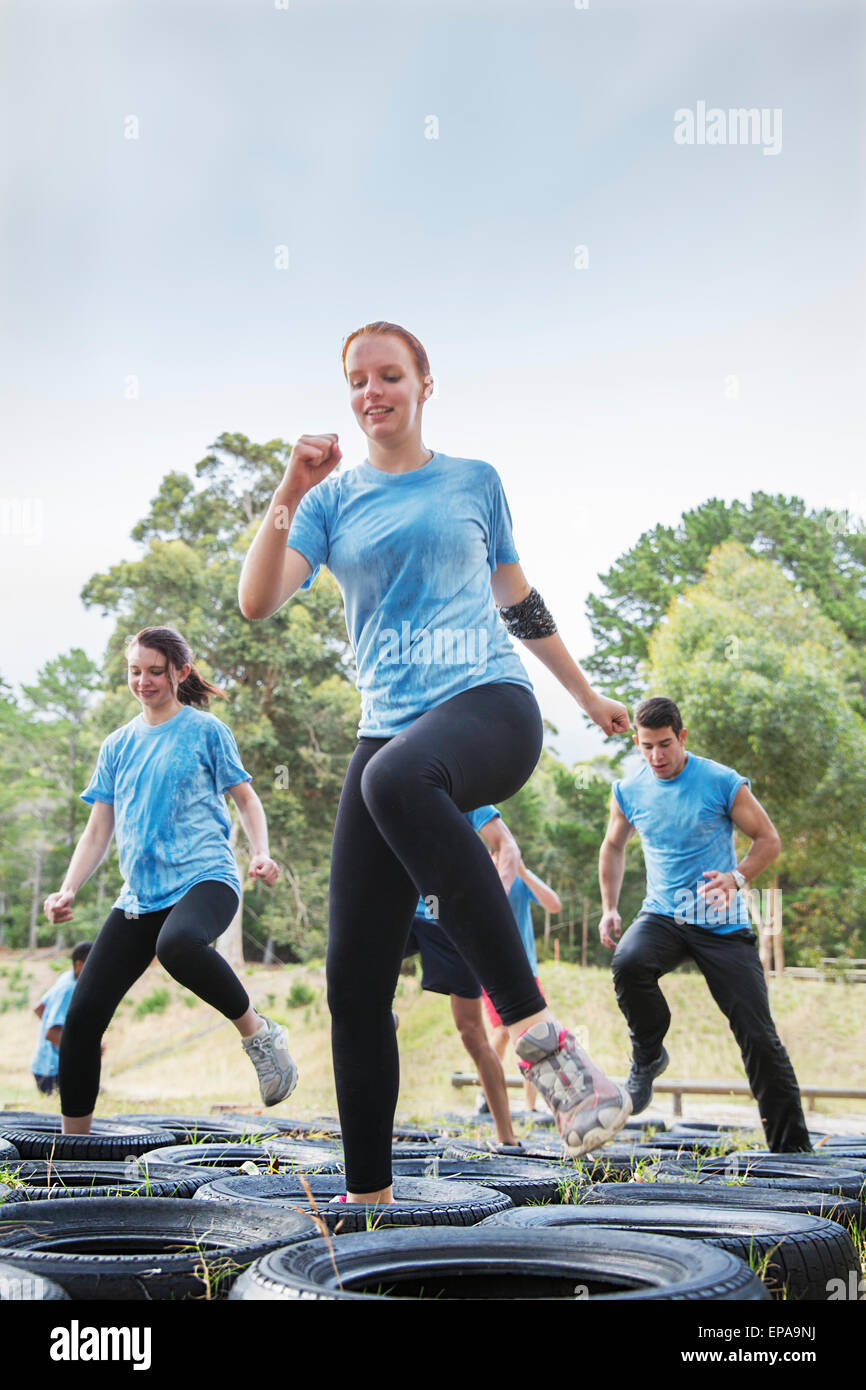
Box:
[31,942,92,1096]
[483,862,562,1115]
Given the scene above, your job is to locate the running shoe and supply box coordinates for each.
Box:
[242,1016,298,1107]
[625,1046,669,1115]
[515,1022,632,1157]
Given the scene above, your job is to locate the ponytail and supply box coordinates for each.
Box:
[126,627,226,708]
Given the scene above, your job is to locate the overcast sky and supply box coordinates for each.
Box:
[1,0,864,763]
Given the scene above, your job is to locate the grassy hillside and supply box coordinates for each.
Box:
[2,949,865,1124]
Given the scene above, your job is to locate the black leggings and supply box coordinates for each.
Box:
[327,680,545,1192]
[59,880,248,1117]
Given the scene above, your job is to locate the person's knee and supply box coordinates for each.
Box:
[611,937,646,984]
[456,1020,490,1061]
[155,927,198,979]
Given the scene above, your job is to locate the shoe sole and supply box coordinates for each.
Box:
[262,1058,299,1107]
[561,1091,634,1158]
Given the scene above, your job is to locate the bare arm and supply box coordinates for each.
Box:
[490,562,629,736]
[598,794,637,949]
[479,815,521,893]
[697,785,782,908]
[34,1001,45,1019]
[239,434,342,620]
[518,862,562,913]
[44,802,116,924]
[45,1025,63,1047]
[226,781,280,886]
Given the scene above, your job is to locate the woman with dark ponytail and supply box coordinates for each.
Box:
[43,626,297,1131]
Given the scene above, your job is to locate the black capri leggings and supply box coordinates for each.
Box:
[59,879,247,1117]
[327,680,546,1192]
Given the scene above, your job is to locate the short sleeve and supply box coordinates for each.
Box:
[466,805,500,833]
[486,469,520,572]
[42,979,74,1030]
[286,487,330,592]
[612,781,628,819]
[207,719,253,795]
[80,739,116,806]
[722,769,750,814]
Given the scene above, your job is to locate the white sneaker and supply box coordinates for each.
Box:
[242,1017,298,1107]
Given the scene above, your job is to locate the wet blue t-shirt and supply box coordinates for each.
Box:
[507,877,540,972]
[286,453,534,737]
[614,753,751,932]
[31,970,77,1076]
[80,705,251,914]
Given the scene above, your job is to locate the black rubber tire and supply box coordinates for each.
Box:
[391,1156,573,1206]
[105,1113,282,1145]
[669,1121,761,1136]
[724,1150,866,1180]
[576,1179,864,1229]
[0,1196,319,1300]
[229,1225,768,1300]
[647,1164,866,1228]
[0,1121,177,1161]
[444,1138,665,1185]
[142,1142,343,1172]
[479,1202,859,1301]
[0,1159,219,1201]
[193,1174,511,1229]
[0,1259,70,1301]
[0,1137,19,1162]
[655,1155,866,1200]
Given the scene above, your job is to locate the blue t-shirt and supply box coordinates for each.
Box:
[416,806,499,918]
[31,970,77,1076]
[286,453,534,737]
[80,705,251,915]
[507,876,540,973]
[614,754,751,932]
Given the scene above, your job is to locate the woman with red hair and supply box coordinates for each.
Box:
[240,322,632,1202]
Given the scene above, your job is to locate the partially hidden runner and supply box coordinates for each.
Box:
[399,804,533,1152]
[239,320,633,1202]
[42,626,297,1133]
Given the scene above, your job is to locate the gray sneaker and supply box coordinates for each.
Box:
[515,1022,632,1157]
[626,1046,669,1115]
[242,1017,298,1107]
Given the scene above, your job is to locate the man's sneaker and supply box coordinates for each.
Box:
[515,1022,632,1158]
[242,1016,298,1107]
[626,1046,669,1115]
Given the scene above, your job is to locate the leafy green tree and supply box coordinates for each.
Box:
[587,494,866,716]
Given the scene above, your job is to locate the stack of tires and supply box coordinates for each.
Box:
[0,1111,862,1301]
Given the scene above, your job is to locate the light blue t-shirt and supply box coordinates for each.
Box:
[507,876,540,972]
[286,453,534,737]
[31,969,77,1076]
[614,753,751,932]
[416,806,500,918]
[80,705,251,915]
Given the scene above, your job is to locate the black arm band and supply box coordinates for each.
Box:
[498,587,558,639]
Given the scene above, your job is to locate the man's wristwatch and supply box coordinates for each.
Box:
[730,868,748,890]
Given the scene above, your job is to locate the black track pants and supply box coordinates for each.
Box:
[327,681,545,1192]
[59,880,247,1117]
[611,913,812,1152]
